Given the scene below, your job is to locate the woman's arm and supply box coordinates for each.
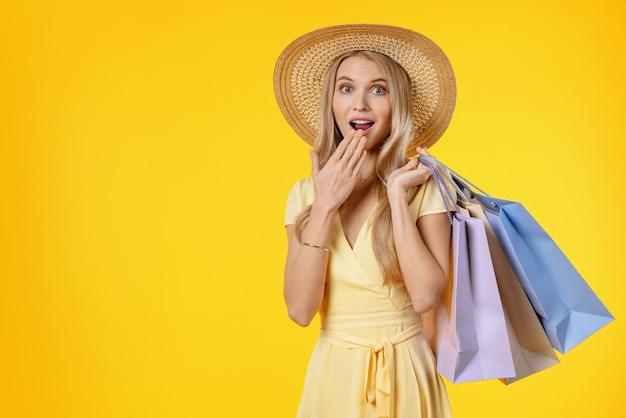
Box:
[387,148,451,312]
[283,205,335,327]
[283,131,368,326]
[389,195,450,312]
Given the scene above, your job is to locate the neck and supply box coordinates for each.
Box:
[360,150,378,175]
[356,151,379,185]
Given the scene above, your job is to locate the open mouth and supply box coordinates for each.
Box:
[349,120,375,130]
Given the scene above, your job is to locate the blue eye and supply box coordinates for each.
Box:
[340,86,352,93]
[372,86,386,94]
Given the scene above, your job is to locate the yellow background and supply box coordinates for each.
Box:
[1,0,624,416]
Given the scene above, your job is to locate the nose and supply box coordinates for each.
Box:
[353,92,370,111]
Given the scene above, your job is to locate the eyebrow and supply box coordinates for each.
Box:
[335,76,388,84]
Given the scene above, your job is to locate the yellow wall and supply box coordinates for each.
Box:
[2,0,624,416]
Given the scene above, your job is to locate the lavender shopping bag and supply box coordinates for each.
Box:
[421,155,614,354]
[422,161,516,383]
[461,201,560,384]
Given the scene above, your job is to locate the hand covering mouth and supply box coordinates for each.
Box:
[349,119,375,130]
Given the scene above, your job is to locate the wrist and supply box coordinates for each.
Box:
[310,199,339,219]
[387,183,408,203]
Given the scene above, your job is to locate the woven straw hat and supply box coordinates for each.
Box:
[273,24,456,156]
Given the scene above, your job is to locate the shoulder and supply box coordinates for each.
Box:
[407,176,453,219]
[287,178,314,201]
[285,178,314,225]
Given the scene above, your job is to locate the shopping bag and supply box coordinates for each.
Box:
[460,201,560,384]
[422,161,516,383]
[421,155,614,354]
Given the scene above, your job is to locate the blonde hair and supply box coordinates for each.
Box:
[294,50,416,287]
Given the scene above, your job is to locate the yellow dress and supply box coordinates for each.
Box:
[285,177,453,418]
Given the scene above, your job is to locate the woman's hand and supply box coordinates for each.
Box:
[310,129,368,211]
[387,146,433,200]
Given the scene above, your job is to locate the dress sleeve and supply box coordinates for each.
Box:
[285,179,313,226]
[408,176,455,220]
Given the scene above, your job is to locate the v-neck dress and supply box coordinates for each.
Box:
[284,177,453,418]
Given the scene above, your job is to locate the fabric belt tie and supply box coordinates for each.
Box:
[319,322,423,418]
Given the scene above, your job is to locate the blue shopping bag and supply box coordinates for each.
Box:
[420,155,614,354]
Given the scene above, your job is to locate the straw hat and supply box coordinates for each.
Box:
[273,24,456,156]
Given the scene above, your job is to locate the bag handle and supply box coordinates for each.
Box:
[418,156,470,204]
[418,158,457,225]
[418,155,490,201]
[419,155,504,215]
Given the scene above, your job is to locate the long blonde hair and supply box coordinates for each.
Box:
[294,50,416,287]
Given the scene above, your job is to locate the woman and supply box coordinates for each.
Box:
[274,24,456,418]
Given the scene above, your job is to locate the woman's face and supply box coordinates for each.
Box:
[332,55,392,150]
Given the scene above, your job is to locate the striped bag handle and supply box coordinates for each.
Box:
[418,155,490,203]
[418,157,458,225]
